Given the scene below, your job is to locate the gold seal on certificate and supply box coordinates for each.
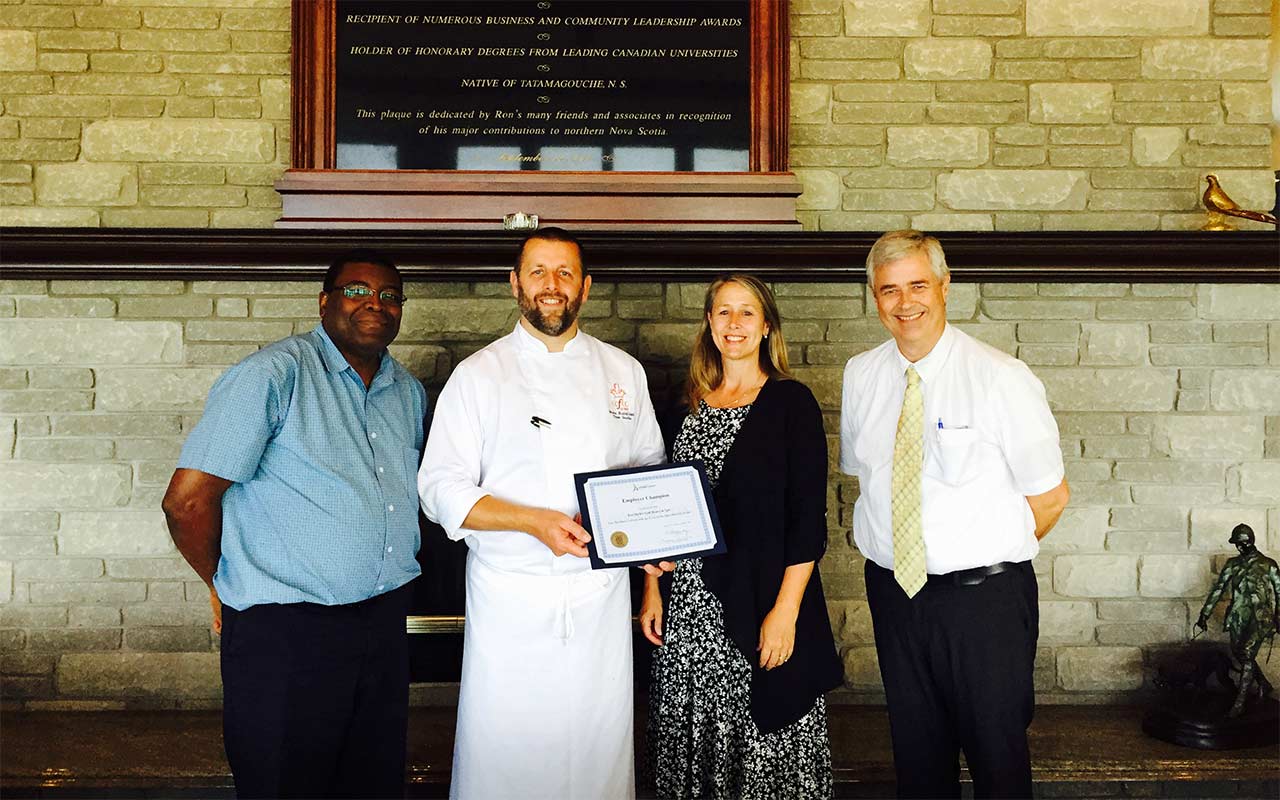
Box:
[574,462,726,570]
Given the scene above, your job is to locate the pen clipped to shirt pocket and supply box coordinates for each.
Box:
[932,426,982,486]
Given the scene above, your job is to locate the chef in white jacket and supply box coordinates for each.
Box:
[418,227,666,800]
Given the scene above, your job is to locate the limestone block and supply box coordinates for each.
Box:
[1199,285,1280,321]
[1096,299,1194,321]
[1228,462,1280,505]
[27,629,122,653]
[126,627,211,652]
[1131,128,1184,167]
[1142,40,1268,80]
[1190,508,1267,551]
[34,164,137,207]
[1222,83,1270,124]
[1053,555,1138,597]
[397,300,517,339]
[788,83,829,126]
[637,324,700,363]
[843,0,929,36]
[0,208,99,227]
[1096,623,1185,646]
[97,368,223,412]
[1151,414,1261,459]
[1112,461,1222,484]
[1039,507,1108,552]
[0,606,67,628]
[82,120,274,164]
[1139,554,1211,598]
[0,511,59,536]
[59,511,172,556]
[1079,324,1146,366]
[841,645,883,689]
[15,557,104,581]
[69,607,123,628]
[166,54,289,75]
[122,603,210,627]
[1039,601,1097,644]
[1098,600,1188,623]
[1151,344,1266,366]
[887,127,988,167]
[842,189,934,211]
[794,169,841,210]
[1056,647,1144,690]
[1211,370,1280,412]
[0,561,10,603]
[909,213,993,232]
[938,170,1088,210]
[1029,84,1113,125]
[0,31,37,72]
[58,652,222,700]
[106,558,193,581]
[0,464,130,510]
[1106,531,1188,553]
[0,320,181,366]
[835,600,874,644]
[790,367,846,409]
[904,39,991,81]
[1027,0,1208,36]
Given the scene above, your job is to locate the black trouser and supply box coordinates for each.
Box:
[220,582,413,799]
[865,560,1038,800]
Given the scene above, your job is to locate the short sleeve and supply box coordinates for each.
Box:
[991,363,1064,497]
[177,355,290,484]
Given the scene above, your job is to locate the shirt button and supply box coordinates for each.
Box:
[386,546,393,553]
[377,466,384,474]
[370,432,378,439]
[387,504,395,512]
[377,584,385,591]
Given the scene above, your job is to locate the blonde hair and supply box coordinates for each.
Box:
[686,274,792,411]
[865,229,948,288]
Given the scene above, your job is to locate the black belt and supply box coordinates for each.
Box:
[926,561,1021,588]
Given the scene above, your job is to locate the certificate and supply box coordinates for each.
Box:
[574,462,726,570]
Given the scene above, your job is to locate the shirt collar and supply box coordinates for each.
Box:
[312,325,396,387]
[512,320,585,355]
[894,323,955,384]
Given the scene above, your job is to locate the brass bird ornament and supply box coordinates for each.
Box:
[1201,174,1278,230]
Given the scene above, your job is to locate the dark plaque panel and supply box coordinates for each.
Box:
[335,0,750,171]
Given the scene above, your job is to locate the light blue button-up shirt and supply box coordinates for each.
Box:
[178,325,427,610]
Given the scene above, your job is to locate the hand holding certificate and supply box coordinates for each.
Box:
[574,462,726,570]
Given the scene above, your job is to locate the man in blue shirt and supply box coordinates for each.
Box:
[163,250,427,799]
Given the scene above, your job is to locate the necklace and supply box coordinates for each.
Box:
[708,377,766,408]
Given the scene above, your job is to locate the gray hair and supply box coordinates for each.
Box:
[865,230,949,288]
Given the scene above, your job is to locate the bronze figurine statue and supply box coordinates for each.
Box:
[1194,523,1280,718]
[1143,523,1279,749]
[1201,174,1279,230]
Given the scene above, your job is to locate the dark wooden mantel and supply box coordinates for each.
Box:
[2,228,1276,283]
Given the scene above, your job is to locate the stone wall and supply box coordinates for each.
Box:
[0,0,1275,229]
[1,277,1278,706]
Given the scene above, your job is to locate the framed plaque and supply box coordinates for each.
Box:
[280,0,799,230]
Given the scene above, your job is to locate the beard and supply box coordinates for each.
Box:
[517,282,582,337]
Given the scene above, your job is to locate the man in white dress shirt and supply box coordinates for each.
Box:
[418,227,666,800]
[839,230,1070,799]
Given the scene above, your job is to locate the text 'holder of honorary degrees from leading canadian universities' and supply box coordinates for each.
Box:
[575,462,726,571]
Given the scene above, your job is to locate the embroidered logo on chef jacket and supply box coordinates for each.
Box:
[608,382,636,421]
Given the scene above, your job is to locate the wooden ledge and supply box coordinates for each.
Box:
[1,228,1276,282]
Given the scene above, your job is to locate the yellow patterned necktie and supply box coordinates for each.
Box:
[892,366,926,598]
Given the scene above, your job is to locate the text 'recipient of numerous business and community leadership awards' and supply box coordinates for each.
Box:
[335,1,751,171]
[575,463,726,570]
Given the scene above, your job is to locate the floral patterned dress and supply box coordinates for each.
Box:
[647,401,832,800]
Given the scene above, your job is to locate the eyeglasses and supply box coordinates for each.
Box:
[331,284,407,306]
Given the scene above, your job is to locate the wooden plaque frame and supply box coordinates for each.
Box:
[279,0,799,231]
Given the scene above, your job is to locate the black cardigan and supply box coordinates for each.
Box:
[659,378,844,735]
